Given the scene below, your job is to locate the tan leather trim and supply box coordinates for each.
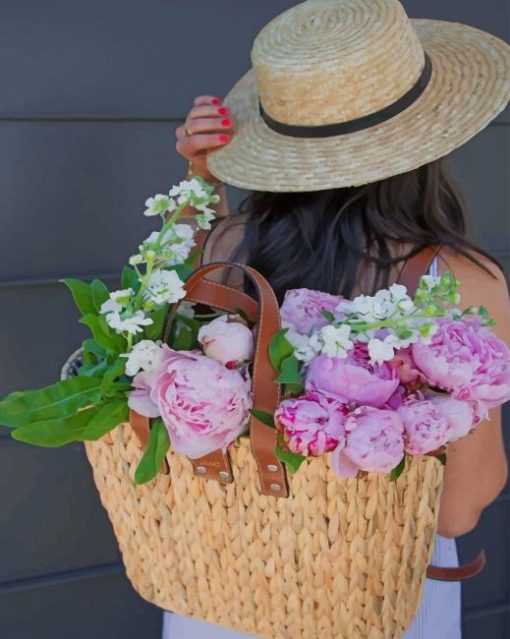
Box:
[171,262,289,497]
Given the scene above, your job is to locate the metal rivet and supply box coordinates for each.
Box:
[219,471,231,481]
[267,464,279,473]
[196,466,207,475]
[270,483,281,492]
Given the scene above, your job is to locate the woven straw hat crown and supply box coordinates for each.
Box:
[252,0,425,128]
[207,0,510,191]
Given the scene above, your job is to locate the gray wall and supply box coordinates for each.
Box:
[0,1,508,637]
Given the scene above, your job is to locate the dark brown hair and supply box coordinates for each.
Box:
[234,157,497,303]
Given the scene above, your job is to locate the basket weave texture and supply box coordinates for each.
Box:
[85,422,443,639]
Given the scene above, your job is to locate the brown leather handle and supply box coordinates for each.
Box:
[163,261,289,498]
[426,550,486,581]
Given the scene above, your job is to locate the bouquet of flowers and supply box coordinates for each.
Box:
[1,177,509,487]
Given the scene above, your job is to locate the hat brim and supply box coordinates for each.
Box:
[207,19,510,191]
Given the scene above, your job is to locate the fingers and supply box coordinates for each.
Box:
[175,95,234,161]
[176,132,231,157]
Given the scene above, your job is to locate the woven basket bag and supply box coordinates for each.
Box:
[84,251,445,639]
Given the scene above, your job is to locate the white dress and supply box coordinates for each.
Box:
[162,535,461,639]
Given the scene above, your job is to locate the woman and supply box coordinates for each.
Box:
[163,1,510,636]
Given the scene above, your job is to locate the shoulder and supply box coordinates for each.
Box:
[436,246,510,345]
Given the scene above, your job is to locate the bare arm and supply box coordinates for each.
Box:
[436,248,509,538]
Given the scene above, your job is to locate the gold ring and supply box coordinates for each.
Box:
[184,122,192,137]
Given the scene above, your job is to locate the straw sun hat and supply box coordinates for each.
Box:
[207,0,510,192]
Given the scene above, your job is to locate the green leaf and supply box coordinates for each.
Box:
[79,314,126,353]
[389,455,406,481]
[121,266,141,292]
[144,304,169,341]
[277,356,302,384]
[60,279,95,315]
[173,263,195,282]
[134,418,170,484]
[322,309,336,322]
[81,400,128,440]
[83,339,107,358]
[274,445,306,474]
[0,376,102,427]
[234,307,251,323]
[11,407,100,447]
[100,358,127,396]
[78,360,108,378]
[436,452,447,466]
[269,329,294,373]
[249,408,275,429]
[90,279,110,312]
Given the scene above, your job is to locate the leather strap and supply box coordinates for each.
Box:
[426,550,486,581]
[164,262,289,497]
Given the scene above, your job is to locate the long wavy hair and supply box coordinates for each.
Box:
[229,157,497,303]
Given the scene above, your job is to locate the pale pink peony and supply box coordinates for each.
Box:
[197,314,254,367]
[141,346,252,458]
[397,395,453,455]
[332,406,404,477]
[280,288,342,335]
[128,369,161,418]
[412,318,510,409]
[429,395,479,443]
[275,391,348,456]
[305,343,399,408]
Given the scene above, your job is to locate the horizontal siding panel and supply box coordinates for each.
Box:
[458,498,509,611]
[0,571,161,639]
[0,439,121,582]
[447,125,510,253]
[0,0,507,122]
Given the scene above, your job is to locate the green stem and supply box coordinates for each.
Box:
[347,311,432,333]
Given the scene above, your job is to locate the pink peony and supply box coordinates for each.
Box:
[393,348,425,385]
[332,406,404,477]
[142,346,252,458]
[412,318,510,409]
[305,344,400,408]
[397,395,453,455]
[275,391,348,456]
[280,288,342,335]
[198,314,254,367]
[429,395,479,443]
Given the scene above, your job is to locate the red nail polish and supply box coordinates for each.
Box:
[221,118,232,127]
[218,106,229,115]
[211,98,221,105]
[219,134,230,143]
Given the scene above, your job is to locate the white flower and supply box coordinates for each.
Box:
[368,338,395,363]
[177,302,195,319]
[172,224,195,241]
[144,194,174,217]
[100,288,133,315]
[106,310,153,335]
[284,328,320,363]
[144,269,186,305]
[388,283,408,301]
[120,339,164,376]
[317,324,353,358]
[420,274,441,291]
[169,178,208,201]
[195,206,216,230]
[129,254,144,266]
